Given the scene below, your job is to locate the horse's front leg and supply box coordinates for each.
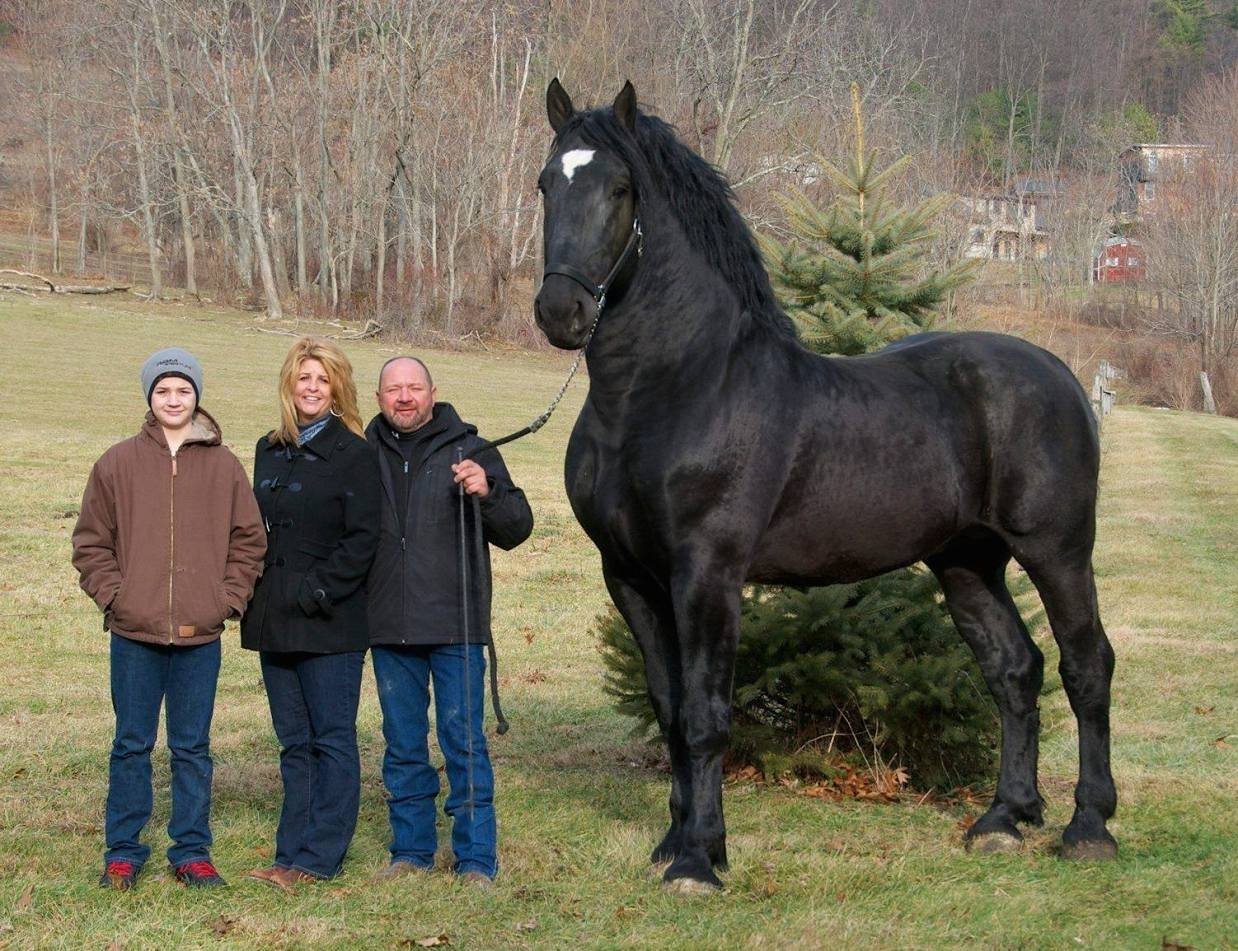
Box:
[662,557,743,892]
[603,567,689,867]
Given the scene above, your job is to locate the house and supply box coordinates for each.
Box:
[1115,143,1208,221]
[961,179,1054,261]
[1092,235,1144,284]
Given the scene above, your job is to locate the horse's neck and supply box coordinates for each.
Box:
[583,221,767,407]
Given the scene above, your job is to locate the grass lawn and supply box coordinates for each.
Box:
[0,294,1234,949]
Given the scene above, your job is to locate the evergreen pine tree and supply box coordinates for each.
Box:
[765,85,976,356]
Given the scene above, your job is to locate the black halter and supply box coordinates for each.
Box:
[543,215,643,315]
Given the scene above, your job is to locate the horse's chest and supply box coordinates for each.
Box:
[566,436,662,559]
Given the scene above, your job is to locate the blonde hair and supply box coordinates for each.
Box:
[270,337,364,445]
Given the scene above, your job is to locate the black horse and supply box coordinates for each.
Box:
[534,79,1117,892]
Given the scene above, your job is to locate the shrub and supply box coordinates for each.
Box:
[596,569,1007,790]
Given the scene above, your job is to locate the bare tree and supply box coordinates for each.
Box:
[191,0,286,319]
[669,0,830,174]
[146,0,197,296]
[11,0,72,273]
[1142,68,1238,402]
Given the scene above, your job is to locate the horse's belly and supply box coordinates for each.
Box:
[748,489,962,585]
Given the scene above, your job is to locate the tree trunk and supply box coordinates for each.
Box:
[315,0,335,301]
[375,193,387,319]
[126,30,161,298]
[293,155,309,298]
[76,198,88,275]
[149,2,196,296]
[45,116,60,274]
[395,171,407,284]
[267,203,291,299]
[1199,372,1217,414]
[237,155,282,319]
[130,114,162,299]
[233,154,253,288]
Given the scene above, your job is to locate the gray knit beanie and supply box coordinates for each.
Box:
[140,348,204,405]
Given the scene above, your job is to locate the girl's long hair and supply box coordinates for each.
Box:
[269,337,364,445]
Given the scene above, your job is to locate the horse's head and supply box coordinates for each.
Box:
[534,79,641,350]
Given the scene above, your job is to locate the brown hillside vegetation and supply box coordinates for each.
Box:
[0,0,1233,409]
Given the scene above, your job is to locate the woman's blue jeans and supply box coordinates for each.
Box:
[371,644,496,878]
[259,650,364,879]
[105,634,221,869]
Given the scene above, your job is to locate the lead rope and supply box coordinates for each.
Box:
[461,215,642,735]
[456,446,477,832]
[459,309,599,741]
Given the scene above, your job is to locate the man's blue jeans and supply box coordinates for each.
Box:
[105,634,221,869]
[372,644,497,878]
[259,650,364,879]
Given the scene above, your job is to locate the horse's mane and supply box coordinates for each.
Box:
[558,106,796,340]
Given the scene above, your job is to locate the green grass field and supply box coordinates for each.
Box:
[0,295,1234,949]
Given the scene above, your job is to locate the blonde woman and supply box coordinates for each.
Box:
[242,338,380,889]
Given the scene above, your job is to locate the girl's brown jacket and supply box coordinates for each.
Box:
[72,409,267,646]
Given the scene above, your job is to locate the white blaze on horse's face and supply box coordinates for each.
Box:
[559,149,596,185]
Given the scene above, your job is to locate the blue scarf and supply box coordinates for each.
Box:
[297,416,331,446]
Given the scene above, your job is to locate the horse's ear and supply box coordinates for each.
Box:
[547,78,575,133]
[613,81,637,133]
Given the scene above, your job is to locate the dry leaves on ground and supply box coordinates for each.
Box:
[725,761,911,802]
[406,934,450,948]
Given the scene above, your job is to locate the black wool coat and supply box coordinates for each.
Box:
[365,404,533,647]
[241,415,380,654]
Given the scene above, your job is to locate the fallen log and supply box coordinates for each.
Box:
[0,269,131,295]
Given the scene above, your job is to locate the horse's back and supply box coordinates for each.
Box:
[750,331,1100,581]
[871,330,1100,536]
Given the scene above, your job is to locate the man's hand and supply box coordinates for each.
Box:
[451,459,490,497]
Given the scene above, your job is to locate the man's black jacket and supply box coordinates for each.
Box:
[365,404,533,646]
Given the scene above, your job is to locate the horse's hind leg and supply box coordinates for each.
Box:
[1022,556,1118,859]
[928,537,1046,850]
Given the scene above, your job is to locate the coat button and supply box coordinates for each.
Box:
[274,556,286,567]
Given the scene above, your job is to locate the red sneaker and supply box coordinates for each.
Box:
[99,860,139,890]
[173,859,227,887]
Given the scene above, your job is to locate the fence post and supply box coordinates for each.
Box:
[1092,360,1119,430]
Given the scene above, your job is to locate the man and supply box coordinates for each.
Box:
[73,348,266,889]
[366,356,533,885]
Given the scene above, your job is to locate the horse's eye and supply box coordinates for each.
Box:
[611,184,629,200]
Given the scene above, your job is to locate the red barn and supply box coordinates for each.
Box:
[1093,236,1145,284]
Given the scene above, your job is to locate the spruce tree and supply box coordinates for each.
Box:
[765,85,976,356]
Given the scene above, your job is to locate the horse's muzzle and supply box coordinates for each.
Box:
[534,276,594,350]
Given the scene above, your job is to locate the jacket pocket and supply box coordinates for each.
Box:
[292,572,331,618]
[214,580,232,619]
[177,575,228,637]
[107,576,136,629]
[297,537,336,561]
[418,466,457,525]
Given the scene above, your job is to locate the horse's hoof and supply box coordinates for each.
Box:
[661,876,722,896]
[1061,839,1118,861]
[966,831,1023,854]
[646,860,672,880]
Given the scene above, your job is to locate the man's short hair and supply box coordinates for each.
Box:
[378,355,433,390]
